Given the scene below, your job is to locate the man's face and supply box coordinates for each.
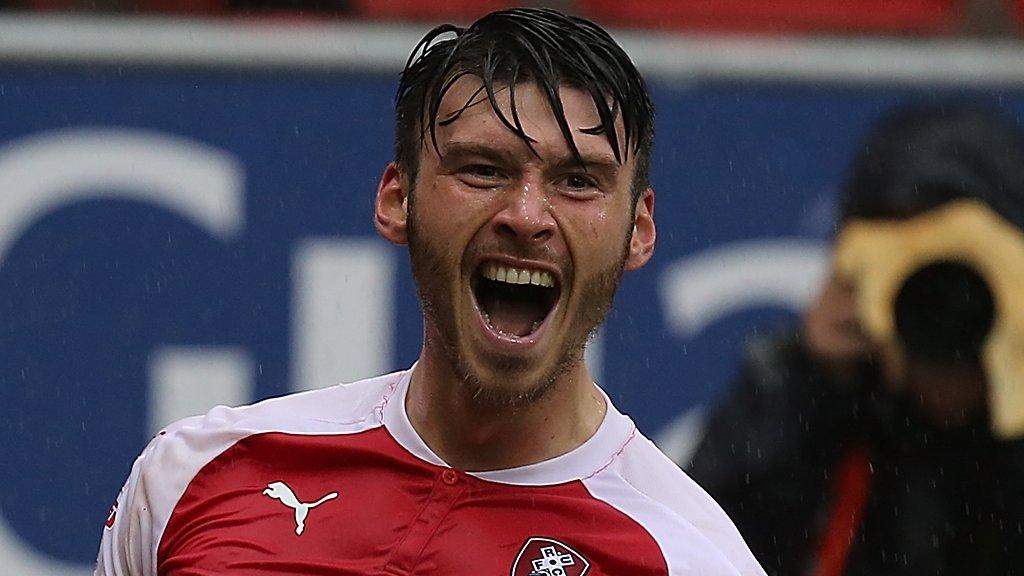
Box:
[396,77,654,405]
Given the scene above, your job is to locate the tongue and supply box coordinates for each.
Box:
[486,298,542,337]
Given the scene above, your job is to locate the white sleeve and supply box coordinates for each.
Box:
[94,434,164,576]
[93,377,398,575]
[618,433,767,576]
[93,404,279,576]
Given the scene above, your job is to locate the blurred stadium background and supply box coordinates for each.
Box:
[1,1,1024,573]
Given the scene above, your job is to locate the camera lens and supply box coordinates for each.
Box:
[894,261,995,364]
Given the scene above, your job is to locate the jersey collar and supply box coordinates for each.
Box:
[381,367,636,486]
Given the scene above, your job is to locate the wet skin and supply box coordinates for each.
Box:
[374,77,655,470]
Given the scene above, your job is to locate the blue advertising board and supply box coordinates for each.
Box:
[0,60,1022,572]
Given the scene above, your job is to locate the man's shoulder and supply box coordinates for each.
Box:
[158,369,404,438]
[138,370,407,491]
[612,429,731,520]
[97,371,409,574]
[226,370,404,430]
[591,429,767,575]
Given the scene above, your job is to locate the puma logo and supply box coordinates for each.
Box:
[262,481,339,535]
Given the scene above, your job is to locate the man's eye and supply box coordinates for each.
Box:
[560,173,600,195]
[458,164,505,187]
[565,174,592,188]
[467,165,499,178]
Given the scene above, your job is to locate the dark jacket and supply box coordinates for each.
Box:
[687,330,1024,576]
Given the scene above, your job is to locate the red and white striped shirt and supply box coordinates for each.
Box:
[96,368,765,576]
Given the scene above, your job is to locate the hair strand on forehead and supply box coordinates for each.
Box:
[393,7,654,197]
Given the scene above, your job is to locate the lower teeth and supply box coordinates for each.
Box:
[480,313,544,337]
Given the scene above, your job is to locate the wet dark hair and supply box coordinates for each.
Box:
[841,104,1024,230]
[394,8,655,198]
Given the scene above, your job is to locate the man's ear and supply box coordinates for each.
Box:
[625,187,655,271]
[375,162,410,245]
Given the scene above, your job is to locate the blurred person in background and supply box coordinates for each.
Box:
[687,105,1024,576]
[96,8,765,575]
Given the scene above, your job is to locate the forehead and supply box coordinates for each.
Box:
[430,75,626,162]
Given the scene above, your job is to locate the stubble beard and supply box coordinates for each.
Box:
[407,216,629,410]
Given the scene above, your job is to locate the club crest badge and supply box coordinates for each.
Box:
[511,537,591,576]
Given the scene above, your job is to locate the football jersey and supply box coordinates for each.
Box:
[96,368,765,575]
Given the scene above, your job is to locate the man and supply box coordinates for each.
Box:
[687,105,1024,576]
[96,8,764,575]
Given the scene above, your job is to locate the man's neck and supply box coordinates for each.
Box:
[404,353,608,472]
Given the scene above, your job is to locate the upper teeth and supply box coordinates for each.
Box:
[482,264,556,288]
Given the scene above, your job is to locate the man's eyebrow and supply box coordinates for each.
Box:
[551,152,620,172]
[438,141,514,162]
[439,141,620,173]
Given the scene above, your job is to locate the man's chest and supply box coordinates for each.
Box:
[155,431,667,575]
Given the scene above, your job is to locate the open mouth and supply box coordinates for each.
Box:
[473,262,561,339]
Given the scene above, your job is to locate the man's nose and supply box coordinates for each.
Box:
[491,178,556,245]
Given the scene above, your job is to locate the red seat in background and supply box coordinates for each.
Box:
[579,0,1021,35]
[347,0,516,22]
[16,0,1024,36]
